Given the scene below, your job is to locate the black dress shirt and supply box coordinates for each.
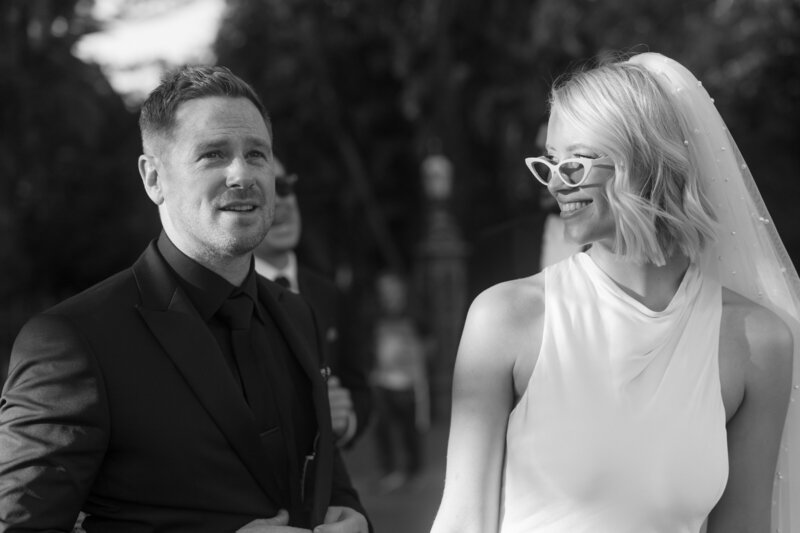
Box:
[156,233,316,522]
[157,232,263,386]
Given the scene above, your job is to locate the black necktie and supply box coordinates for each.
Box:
[217,294,268,429]
[274,275,291,289]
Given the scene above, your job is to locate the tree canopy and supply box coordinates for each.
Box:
[2,0,798,374]
[1,0,158,374]
[214,0,800,277]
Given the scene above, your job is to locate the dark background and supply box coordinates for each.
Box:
[2,0,799,378]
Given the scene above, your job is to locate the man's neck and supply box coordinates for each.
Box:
[211,255,253,287]
[161,230,253,286]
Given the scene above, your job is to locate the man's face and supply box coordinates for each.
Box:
[143,96,276,263]
[257,159,302,257]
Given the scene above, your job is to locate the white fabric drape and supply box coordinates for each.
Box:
[629,52,800,533]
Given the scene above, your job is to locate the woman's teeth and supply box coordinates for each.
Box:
[560,201,591,213]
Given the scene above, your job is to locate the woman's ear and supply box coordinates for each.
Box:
[138,154,164,205]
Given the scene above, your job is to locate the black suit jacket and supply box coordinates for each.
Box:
[297,267,372,445]
[0,241,364,532]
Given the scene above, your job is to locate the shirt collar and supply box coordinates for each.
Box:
[157,232,262,322]
[253,251,299,293]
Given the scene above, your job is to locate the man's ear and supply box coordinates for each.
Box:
[139,154,164,205]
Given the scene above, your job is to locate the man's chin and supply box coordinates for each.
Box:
[221,228,270,257]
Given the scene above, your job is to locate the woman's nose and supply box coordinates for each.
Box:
[546,170,566,196]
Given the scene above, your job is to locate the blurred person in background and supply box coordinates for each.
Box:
[253,157,372,448]
[431,52,799,533]
[370,270,430,493]
[0,65,368,533]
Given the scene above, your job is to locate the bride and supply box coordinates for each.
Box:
[430,52,800,533]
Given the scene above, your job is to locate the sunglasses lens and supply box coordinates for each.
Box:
[559,161,586,185]
[531,161,553,184]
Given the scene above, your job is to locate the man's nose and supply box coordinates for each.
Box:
[225,156,256,188]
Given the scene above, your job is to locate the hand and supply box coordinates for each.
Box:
[312,506,368,533]
[236,509,311,532]
[327,376,354,438]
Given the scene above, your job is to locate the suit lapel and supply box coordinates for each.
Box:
[131,243,285,503]
[257,279,334,524]
[257,280,327,412]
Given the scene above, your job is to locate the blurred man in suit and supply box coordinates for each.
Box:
[0,66,367,532]
[253,158,371,448]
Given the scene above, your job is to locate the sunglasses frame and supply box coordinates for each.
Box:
[524,156,614,188]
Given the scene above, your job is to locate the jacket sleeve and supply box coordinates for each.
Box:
[0,313,109,531]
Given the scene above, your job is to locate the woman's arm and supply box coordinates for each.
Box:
[707,296,794,532]
[430,279,543,533]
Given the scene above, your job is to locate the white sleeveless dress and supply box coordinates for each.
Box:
[499,253,728,533]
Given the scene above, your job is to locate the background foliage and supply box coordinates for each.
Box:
[0,0,158,377]
[2,0,799,377]
[214,0,800,276]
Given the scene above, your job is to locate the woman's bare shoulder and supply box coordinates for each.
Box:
[461,273,546,356]
[463,273,547,395]
[470,272,546,326]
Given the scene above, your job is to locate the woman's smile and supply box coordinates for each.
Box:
[559,200,593,215]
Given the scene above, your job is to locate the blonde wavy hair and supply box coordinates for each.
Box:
[549,59,717,266]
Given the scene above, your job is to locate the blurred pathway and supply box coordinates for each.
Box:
[342,421,449,533]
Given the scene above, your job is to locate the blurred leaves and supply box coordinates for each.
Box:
[2,0,798,369]
[215,0,799,273]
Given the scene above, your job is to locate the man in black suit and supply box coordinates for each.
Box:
[253,159,371,448]
[0,66,367,532]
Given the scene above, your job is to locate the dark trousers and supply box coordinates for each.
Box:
[373,386,423,476]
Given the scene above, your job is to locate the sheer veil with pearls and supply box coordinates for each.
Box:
[628,52,800,532]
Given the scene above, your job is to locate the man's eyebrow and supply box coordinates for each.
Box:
[193,137,272,151]
[247,136,272,150]
[193,139,226,152]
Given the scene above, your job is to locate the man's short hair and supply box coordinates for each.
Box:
[139,65,270,153]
